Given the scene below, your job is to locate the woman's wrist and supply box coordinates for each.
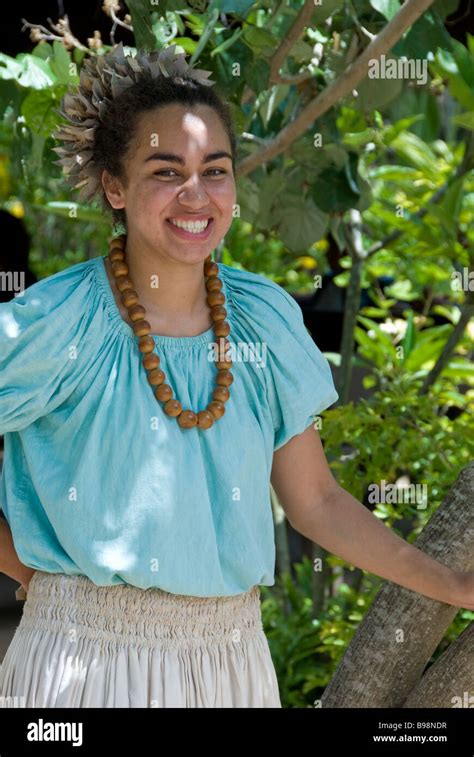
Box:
[450,569,474,610]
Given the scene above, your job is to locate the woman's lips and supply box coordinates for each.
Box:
[166,218,214,240]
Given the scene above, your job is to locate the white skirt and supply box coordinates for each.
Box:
[0,570,282,708]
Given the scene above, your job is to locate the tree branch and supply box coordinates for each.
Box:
[236,0,436,178]
[420,289,474,394]
[268,0,315,86]
[336,209,367,404]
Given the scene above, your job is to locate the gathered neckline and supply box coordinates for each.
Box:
[92,254,233,349]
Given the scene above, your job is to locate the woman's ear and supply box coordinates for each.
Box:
[101,169,126,210]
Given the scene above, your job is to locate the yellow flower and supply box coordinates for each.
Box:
[296,256,317,270]
[6,200,25,219]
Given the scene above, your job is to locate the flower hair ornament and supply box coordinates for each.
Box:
[52,41,216,204]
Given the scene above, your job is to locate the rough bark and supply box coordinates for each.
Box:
[402,622,474,708]
[320,462,474,707]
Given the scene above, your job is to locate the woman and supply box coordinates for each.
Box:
[0,43,472,709]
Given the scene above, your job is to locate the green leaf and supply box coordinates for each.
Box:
[370,0,400,21]
[355,69,404,112]
[210,29,243,57]
[432,0,462,19]
[384,280,418,301]
[451,112,474,131]
[370,165,421,183]
[388,130,440,182]
[310,163,360,213]
[242,26,277,53]
[274,196,328,252]
[213,0,254,14]
[124,0,158,51]
[393,10,453,60]
[310,0,344,23]
[431,48,474,111]
[171,37,198,55]
[50,41,75,85]
[236,176,260,224]
[439,176,464,223]
[357,316,398,357]
[0,52,55,89]
[442,360,474,379]
[21,89,59,137]
[401,310,415,360]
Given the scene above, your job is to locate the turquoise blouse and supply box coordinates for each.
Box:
[0,255,338,596]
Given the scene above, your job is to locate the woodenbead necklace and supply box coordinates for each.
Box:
[108,234,233,430]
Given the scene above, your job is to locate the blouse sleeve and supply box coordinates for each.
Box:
[221,264,339,451]
[0,262,96,435]
[264,286,338,450]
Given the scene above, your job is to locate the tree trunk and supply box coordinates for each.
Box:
[321,462,474,707]
[402,622,474,708]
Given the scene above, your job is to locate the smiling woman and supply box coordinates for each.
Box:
[0,42,304,710]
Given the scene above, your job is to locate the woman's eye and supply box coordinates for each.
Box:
[153,168,226,177]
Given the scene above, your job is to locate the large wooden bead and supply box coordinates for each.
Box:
[156,384,172,402]
[109,249,125,263]
[121,290,138,307]
[215,338,232,368]
[178,410,198,428]
[216,357,233,370]
[204,260,219,277]
[147,368,165,386]
[129,304,146,321]
[214,320,230,337]
[211,305,226,322]
[197,410,214,428]
[111,260,128,278]
[115,275,134,293]
[110,236,126,249]
[138,335,155,353]
[143,353,160,370]
[133,319,151,337]
[217,370,233,387]
[207,291,225,307]
[207,400,225,419]
[206,277,222,293]
[164,398,182,416]
[213,386,230,403]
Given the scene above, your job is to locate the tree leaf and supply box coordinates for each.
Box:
[370,0,401,21]
[274,196,328,252]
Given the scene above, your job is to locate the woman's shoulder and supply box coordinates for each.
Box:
[218,262,303,326]
[0,257,105,434]
[5,256,98,307]
[0,257,103,339]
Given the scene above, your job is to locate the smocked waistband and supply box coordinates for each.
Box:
[19,571,264,649]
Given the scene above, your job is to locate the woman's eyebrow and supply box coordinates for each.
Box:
[144,151,232,164]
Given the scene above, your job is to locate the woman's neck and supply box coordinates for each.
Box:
[106,235,214,337]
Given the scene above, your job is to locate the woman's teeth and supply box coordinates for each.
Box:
[169,218,210,233]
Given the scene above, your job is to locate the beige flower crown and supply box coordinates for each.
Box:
[52,41,216,204]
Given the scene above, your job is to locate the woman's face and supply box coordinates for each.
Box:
[103,103,236,265]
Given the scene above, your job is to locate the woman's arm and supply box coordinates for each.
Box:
[0,516,36,590]
[271,425,474,609]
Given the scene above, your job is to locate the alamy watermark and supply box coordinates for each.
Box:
[367,480,428,509]
[368,54,428,86]
[0,270,25,296]
[208,339,267,369]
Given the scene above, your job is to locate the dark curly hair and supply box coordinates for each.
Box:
[93,74,237,230]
